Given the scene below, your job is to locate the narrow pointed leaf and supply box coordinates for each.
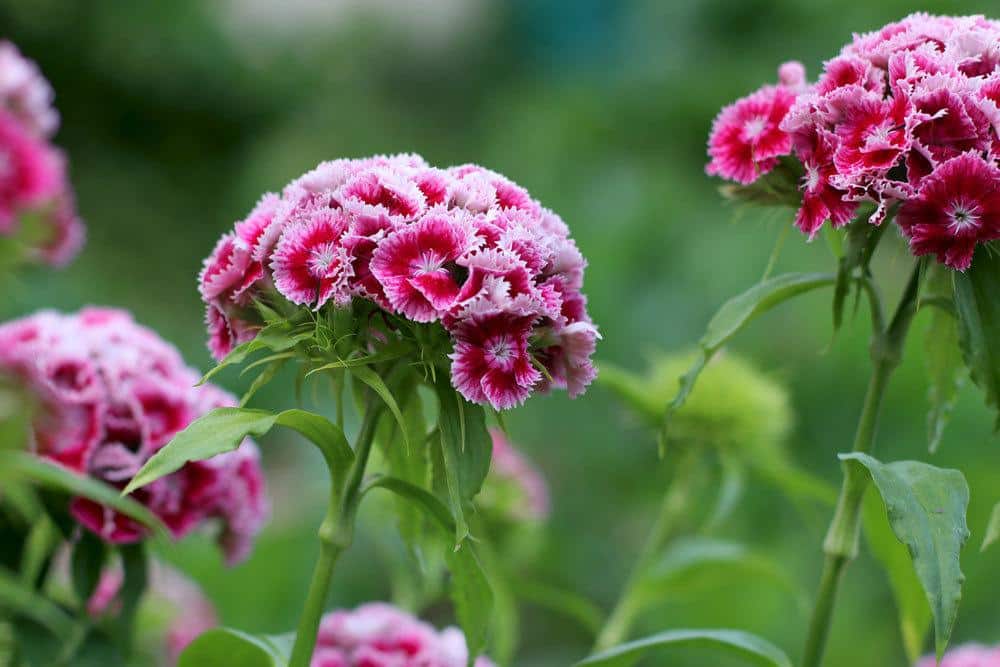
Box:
[840,452,970,658]
[0,568,74,638]
[362,475,456,535]
[70,531,106,605]
[446,541,494,667]
[0,451,166,537]
[954,247,1000,429]
[199,323,312,385]
[350,365,411,450]
[124,408,352,495]
[433,374,492,544]
[240,358,288,407]
[924,303,964,452]
[982,502,1000,552]
[576,628,792,667]
[665,273,835,432]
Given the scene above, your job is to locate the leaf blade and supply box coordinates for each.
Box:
[576,628,792,667]
[954,247,1000,429]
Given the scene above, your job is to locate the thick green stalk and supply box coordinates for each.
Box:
[593,451,698,652]
[801,261,922,667]
[288,393,383,667]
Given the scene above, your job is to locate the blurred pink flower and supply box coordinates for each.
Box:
[486,427,550,521]
[311,603,495,667]
[918,644,1000,667]
[0,308,269,564]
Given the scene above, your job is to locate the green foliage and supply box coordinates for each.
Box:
[663,272,835,442]
[832,214,886,333]
[577,629,792,667]
[124,408,353,497]
[954,246,1000,430]
[446,542,494,667]
[70,532,106,605]
[433,374,492,545]
[862,490,930,663]
[179,628,293,667]
[0,567,74,639]
[923,297,964,452]
[841,453,970,659]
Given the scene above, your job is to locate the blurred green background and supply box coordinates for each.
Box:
[4,1,1000,665]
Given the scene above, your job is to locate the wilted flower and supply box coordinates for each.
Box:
[0,41,82,267]
[706,13,1000,269]
[0,308,268,564]
[200,154,598,410]
[480,427,550,522]
[917,644,1000,667]
[311,603,495,667]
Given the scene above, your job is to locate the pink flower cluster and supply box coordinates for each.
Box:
[87,561,219,666]
[311,603,495,667]
[0,41,82,266]
[918,644,1000,667]
[484,428,550,521]
[200,154,598,410]
[706,13,1000,270]
[0,308,268,565]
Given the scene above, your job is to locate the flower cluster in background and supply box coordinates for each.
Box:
[86,560,219,666]
[311,603,495,667]
[918,644,1000,667]
[200,153,598,410]
[480,427,550,522]
[0,308,268,564]
[707,13,1000,270]
[0,40,82,267]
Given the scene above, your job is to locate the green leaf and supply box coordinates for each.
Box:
[350,365,411,451]
[114,542,148,655]
[19,516,58,588]
[840,452,970,658]
[362,475,456,535]
[510,579,604,636]
[923,269,964,452]
[954,246,1000,429]
[0,567,74,638]
[124,408,352,496]
[833,217,886,332]
[446,541,494,667]
[306,344,412,376]
[0,451,166,537]
[576,629,792,667]
[433,374,493,544]
[665,273,835,435]
[70,532,106,606]
[982,502,1000,552]
[862,489,931,663]
[179,628,291,667]
[637,538,805,610]
[240,358,288,407]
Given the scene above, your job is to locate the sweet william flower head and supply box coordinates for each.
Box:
[311,603,495,667]
[0,308,269,564]
[706,13,1000,270]
[0,41,83,268]
[201,154,597,411]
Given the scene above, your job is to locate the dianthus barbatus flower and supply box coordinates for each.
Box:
[706,13,1000,270]
[917,644,1000,667]
[201,153,598,410]
[0,41,83,267]
[0,308,269,565]
[310,603,495,667]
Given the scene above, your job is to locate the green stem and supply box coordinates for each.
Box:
[593,451,699,652]
[288,392,383,667]
[801,261,922,667]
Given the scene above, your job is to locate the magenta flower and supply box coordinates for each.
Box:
[897,152,1000,270]
[707,13,1000,269]
[0,42,83,267]
[370,211,477,322]
[917,644,1000,667]
[200,154,597,410]
[706,83,797,185]
[311,603,495,667]
[0,308,269,564]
